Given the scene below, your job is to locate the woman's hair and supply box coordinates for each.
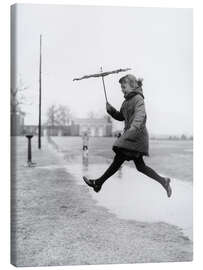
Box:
[119,74,143,88]
[137,78,143,87]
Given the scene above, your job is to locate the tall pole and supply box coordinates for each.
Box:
[38,34,42,149]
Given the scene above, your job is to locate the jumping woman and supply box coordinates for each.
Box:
[83,74,172,198]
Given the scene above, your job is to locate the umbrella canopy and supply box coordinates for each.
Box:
[73,68,131,81]
[73,67,131,103]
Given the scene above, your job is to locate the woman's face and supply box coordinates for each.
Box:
[120,80,133,96]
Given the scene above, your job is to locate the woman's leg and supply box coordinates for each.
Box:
[133,156,172,197]
[133,156,164,184]
[97,154,126,185]
[83,154,125,192]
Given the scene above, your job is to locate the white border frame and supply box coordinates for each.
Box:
[1,1,202,270]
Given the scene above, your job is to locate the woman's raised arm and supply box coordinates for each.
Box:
[106,102,124,121]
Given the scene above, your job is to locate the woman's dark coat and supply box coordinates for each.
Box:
[108,87,149,159]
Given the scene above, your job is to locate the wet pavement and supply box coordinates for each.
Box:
[12,137,193,266]
[41,148,193,241]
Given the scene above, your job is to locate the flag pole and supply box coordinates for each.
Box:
[100,67,108,103]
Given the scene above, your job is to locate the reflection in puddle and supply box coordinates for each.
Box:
[64,156,193,241]
[82,155,89,172]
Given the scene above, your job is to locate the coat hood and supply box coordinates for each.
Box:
[124,86,144,100]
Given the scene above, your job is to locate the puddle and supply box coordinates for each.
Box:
[63,155,193,241]
[45,137,193,240]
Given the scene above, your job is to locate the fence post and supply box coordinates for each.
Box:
[25,134,35,167]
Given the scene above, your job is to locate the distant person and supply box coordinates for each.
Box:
[117,132,121,138]
[82,132,89,157]
[83,74,172,198]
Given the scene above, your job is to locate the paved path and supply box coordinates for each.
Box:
[11,137,193,267]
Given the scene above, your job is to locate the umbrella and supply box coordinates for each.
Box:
[73,67,131,102]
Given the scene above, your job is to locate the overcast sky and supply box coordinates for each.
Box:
[13,4,193,135]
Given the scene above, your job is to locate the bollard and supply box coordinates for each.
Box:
[25,134,36,167]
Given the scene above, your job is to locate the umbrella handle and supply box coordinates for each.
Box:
[100,67,108,103]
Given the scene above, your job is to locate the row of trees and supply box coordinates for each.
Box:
[168,135,193,141]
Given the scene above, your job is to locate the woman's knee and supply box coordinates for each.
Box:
[134,158,146,172]
[135,163,145,172]
[113,154,125,165]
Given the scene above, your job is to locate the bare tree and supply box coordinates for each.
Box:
[46,105,58,127]
[87,111,97,119]
[11,86,28,114]
[46,105,72,126]
[11,78,29,135]
[56,105,71,126]
[11,77,29,114]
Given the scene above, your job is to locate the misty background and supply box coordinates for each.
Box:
[13,4,193,136]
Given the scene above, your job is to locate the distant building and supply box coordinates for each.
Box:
[73,117,112,137]
[22,117,112,137]
[22,125,39,136]
[44,123,79,137]
[22,124,79,137]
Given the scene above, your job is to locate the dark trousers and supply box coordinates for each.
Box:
[97,154,165,186]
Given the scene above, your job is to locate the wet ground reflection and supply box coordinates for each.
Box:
[64,155,193,241]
